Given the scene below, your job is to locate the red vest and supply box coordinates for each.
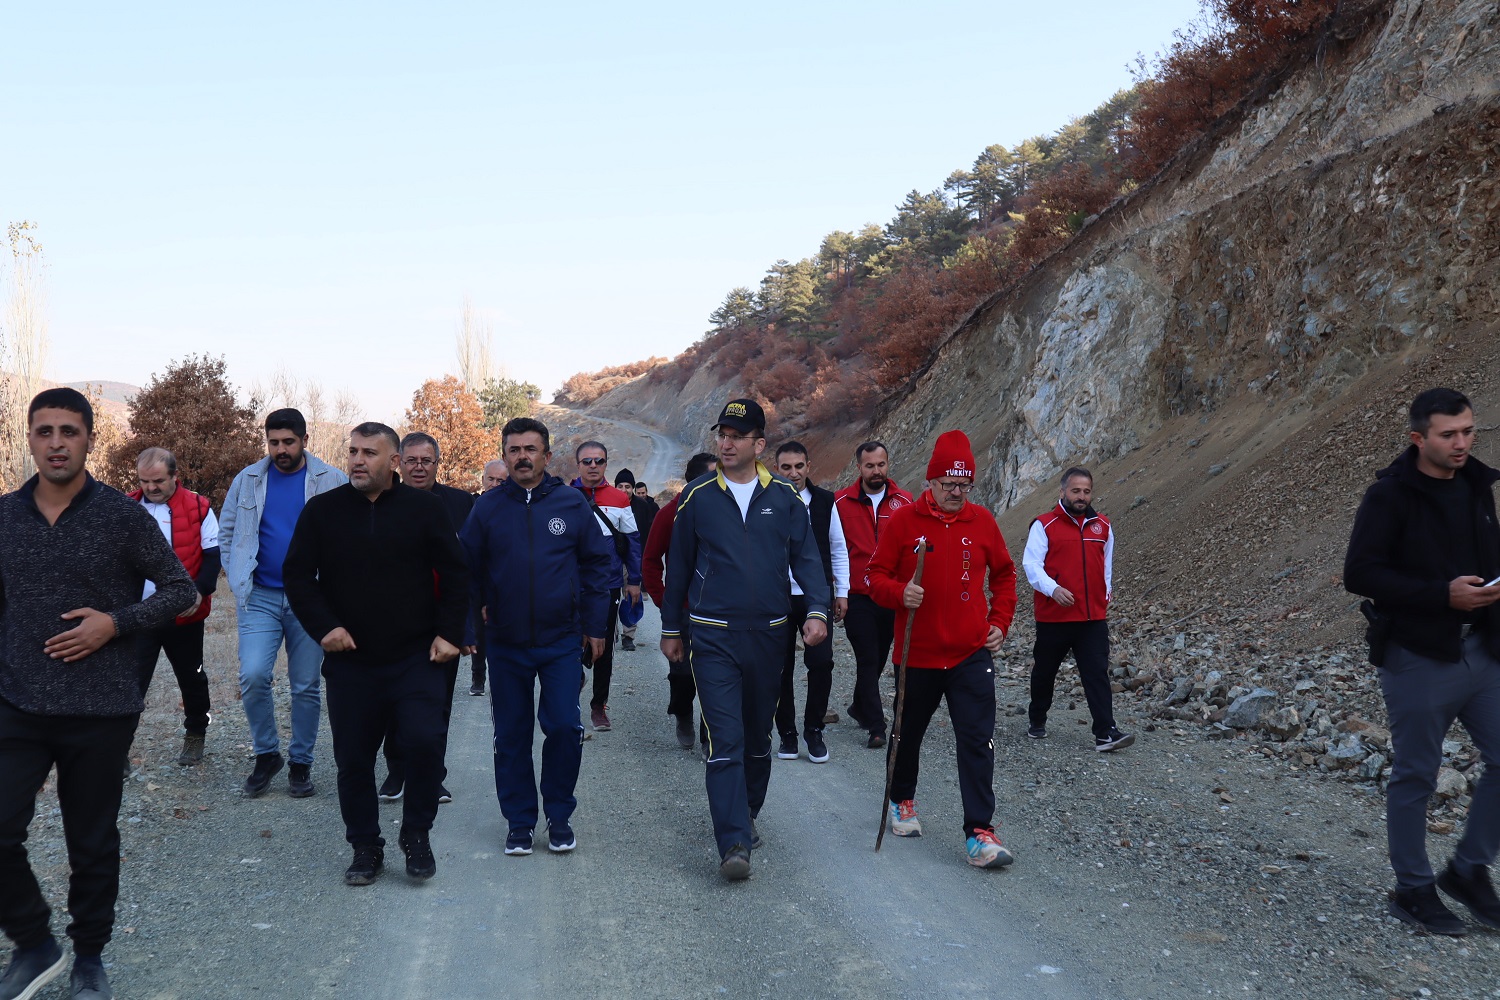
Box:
[1032,504,1110,623]
[128,483,213,625]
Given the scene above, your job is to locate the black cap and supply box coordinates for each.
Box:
[713,398,766,435]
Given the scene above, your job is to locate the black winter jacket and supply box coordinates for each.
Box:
[1344,446,1500,663]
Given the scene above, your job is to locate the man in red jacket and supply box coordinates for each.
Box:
[1022,467,1133,752]
[867,430,1017,869]
[834,441,914,748]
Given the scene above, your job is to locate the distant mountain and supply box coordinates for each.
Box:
[62,380,138,407]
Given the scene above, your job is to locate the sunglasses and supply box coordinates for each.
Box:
[579,457,607,466]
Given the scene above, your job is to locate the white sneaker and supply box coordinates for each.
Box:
[889,799,922,837]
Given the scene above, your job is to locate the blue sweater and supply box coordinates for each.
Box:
[460,475,614,649]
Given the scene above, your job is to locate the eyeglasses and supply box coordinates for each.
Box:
[578,457,607,466]
[402,457,437,468]
[936,481,974,494]
[716,432,759,444]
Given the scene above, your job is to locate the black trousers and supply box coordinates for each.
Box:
[471,604,488,689]
[887,649,997,836]
[845,594,895,737]
[325,651,448,847]
[585,589,621,708]
[692,626,784,858]
[0,697,137,956]
[666,620,696,717]
[776,594,834,738]
[1029,619,1115,739]
[138,620,211,734]
[380,656,460,789]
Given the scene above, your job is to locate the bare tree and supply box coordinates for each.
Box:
[0,222,49,489]
[456,296,497,392]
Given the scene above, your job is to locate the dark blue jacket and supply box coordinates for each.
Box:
[460,474,614,648]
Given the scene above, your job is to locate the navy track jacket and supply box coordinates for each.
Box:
[460,474,615,648]
[662,462,831,635]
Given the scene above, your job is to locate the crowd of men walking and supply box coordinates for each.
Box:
[3,381,1497,999]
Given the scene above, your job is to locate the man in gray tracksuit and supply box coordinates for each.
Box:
[660,398,830,880]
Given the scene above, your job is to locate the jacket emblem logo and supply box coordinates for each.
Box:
[759,507,774,514]
[1091,523,1103,535]
[889,497,905,508]
[548,517,567,536]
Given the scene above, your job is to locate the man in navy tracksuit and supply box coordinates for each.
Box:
[460,417,614,856]
[661,399,831,880]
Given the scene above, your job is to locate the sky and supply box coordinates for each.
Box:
[2,0,1205,420]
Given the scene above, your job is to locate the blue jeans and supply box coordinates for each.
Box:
[488,636,585,831]
[238,585,323,764]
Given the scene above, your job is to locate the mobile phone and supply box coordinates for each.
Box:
[1486,575,1500,588]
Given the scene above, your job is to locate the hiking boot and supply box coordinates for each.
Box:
[468,682,485,696]
[241,752,284,798]
[400,828,436,880]
[344,844,384,886]
[966,829,1015,869]
[621,636,635,651]
[824,709,840,724]
[68,955,111,1000]
[1027,725,1046,740]
[177,732,206,766]
[287,763,314,798]
[1390,883,1467,935]
[889,799,922,837]
[720,844,751,881]
[806,729,829,763]
[547,822,576,853]
[377,775,404,802]
[437,785,453,805]
[674,713,695,749]
[591,705,611,732]
[1438,862,1500,928]
[0,936,65,1000]
[505,827,534,856]
[867,733,886,749]
[777,734,799,760]
[1095,728,1135,752]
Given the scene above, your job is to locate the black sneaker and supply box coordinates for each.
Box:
[377,775,404,802]
[177,732,206,766]
[69,955,111,1000]
[674,713,695,749]
[505,827,534,856]
[806,729,829,763]
[0,936,65,1000]
[1389,884,1467,935]
[547,821,576,853]
[621,636,635,651]
[287,763,314,798]
[720,844,751,881]
[1438,862,1500,928]
[1095,728,1135,752]
[777,734,799,760]
[400,828,436,880]
[867,733,886,749]
[437,785,453,805]
[468,682,485,696]
[344,844,384,886]
[1027,725,1047,739]
[241,752,284,798]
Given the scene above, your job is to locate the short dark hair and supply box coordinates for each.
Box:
[635,481,648,491]
[28,387,94,434]
[1410,387,1473,434]
[136,446,177,477]
[685,452,717,481]
[502,416,550,453]
[855,440,888,461]
[776,440,809,460]
[265,407,308,438]
[576,440,607,460]
[351,421,400,450]
[400,431,440,463]
[1061,466,1093,486]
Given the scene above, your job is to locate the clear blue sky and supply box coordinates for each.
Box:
[3,0,1203,419]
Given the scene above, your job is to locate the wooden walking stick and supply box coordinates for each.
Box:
[877,537,931,851]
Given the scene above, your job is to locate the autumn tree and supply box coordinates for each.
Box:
[403,375,500,487]
[105,354,263,507]
[477,376,540,429]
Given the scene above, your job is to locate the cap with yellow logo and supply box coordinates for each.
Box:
[712,398,766,436]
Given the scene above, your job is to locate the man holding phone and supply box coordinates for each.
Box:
[1346,387,1500,936]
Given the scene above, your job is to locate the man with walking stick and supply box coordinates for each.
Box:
[866,430,1018,869]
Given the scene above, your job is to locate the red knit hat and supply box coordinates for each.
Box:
[926,430,976,480]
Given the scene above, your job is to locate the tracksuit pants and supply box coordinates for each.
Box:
[776,595,834,740]
[586,589,622,709]
[692,626,785,858]
[845,594,894,737]
[324,651,448,847]
[138,619,211,734]
[1382,634,1500,889]
[888,649,998,837]
[379,657,460,791]
[490,637,585,832]
[1029,619,1116,739]
[0,698,138,957]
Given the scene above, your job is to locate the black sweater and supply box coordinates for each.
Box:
[283,482,470,666]
[1345,447,1500,662]
[0,475,197,716]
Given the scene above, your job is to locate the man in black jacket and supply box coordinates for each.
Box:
[0,388,196,1000]
[1345,387,1500,936]
[284,422,469,886]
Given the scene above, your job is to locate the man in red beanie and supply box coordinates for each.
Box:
[866,430,1018,869]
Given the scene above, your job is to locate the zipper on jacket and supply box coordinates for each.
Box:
[1077,515,1093,621]
[527,494,537,646]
